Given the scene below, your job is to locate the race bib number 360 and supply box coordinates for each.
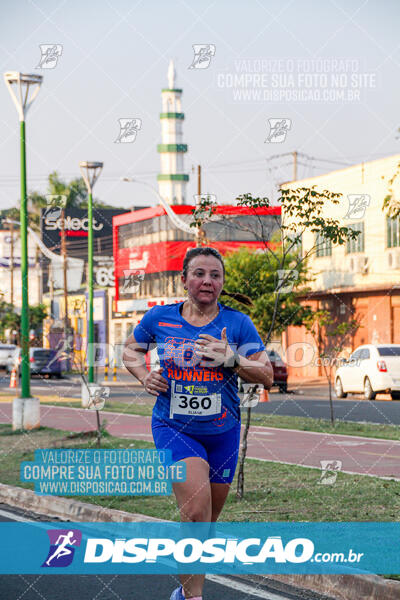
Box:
[170,381,221,418]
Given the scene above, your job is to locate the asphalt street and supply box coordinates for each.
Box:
[2,373,400,426]
[0,506,331,600]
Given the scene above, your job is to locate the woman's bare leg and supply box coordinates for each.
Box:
[173,457,211,598]
[172,462,232,598]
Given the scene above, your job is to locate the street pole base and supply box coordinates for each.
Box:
[12,397,40,431]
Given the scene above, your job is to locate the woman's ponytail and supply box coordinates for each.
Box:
[220,289,253,307]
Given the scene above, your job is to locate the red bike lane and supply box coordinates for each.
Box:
[0,403,399,480]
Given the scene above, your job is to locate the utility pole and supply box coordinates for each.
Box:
[61,208,69,352]
[61,208,69,326]
[61,207,73,370]
[197,164,201,196]
[10,222,14,306]
[49,262,54,316]
[293,151,297,181]
[35,245,41,305]
[196,164,204,247]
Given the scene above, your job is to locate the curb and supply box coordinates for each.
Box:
[0,482,162,522]
[1,483,399,599]
[99,380,142,387]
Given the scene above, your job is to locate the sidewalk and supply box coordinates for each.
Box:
[1,403,399,480]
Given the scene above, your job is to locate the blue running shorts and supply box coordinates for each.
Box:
[152,415,241,484]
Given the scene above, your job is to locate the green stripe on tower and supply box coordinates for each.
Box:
[157,144,188,153]
[157,174,189,181]
[160,112,185,119]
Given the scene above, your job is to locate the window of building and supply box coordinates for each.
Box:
[315,232,332,257]
[387,216,400,248]
[203,214,280,242]
[118,217,162,248]
[346,222,365,254]
[118,213,280,248]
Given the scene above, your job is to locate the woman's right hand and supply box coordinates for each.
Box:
[142,367,169,396]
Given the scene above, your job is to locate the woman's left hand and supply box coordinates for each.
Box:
[194,327,234,367]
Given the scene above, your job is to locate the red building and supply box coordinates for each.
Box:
[112,204,280,318]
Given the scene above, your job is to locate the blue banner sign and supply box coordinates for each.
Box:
[1,522,399,575]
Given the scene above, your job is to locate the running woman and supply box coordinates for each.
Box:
[123,247,273,600]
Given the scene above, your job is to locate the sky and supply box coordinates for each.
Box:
[0,0,399,211]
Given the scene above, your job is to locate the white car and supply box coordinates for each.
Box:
[335,344,400,401]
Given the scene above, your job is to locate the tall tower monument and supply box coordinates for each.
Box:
[157,60,189,205]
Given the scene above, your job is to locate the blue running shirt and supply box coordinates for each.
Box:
[133,302,265,435]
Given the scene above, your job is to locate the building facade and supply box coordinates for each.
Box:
[282,154,400,380]
[0,229,41,309]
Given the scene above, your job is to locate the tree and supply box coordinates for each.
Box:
[383,160,400,217]
[221,246,313,339]
[191,187,361,499]
[304,310,360,425]
[0,296,47,345]
[1,171,122,231]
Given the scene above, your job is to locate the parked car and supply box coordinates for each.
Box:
[7,347,62,379]
[335,344,400,400]
[0,344,16,371]
[267,350,288,393]
[239,350,288,393]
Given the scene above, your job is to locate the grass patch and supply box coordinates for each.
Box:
[1,424,400,522]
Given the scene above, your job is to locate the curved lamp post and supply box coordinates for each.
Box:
[80,161,103,384]
[121,177,195,235]
[4,72,42,429]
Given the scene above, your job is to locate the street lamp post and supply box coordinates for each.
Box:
[4,71,42,430]
[80,162,103,384]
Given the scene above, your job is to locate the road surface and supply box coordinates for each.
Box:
[2,374,400,425]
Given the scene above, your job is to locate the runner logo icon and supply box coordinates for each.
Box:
[42,529,82,567]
